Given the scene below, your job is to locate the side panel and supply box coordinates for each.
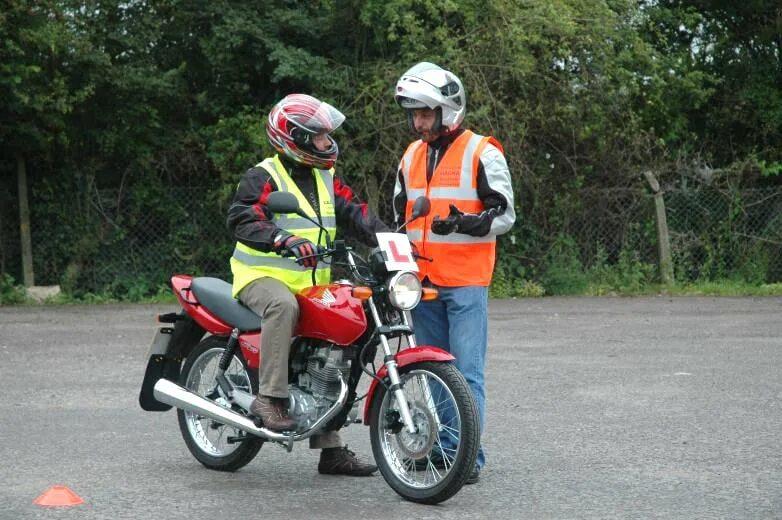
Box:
[171,274,233,335]
[238,331,261,369]
[361,346,455,425]
[295,284,367,345]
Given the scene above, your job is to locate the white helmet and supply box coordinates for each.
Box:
[394,62,466,134]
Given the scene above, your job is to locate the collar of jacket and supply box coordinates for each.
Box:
[428,127,466,151]
[426,127,466,181]
[278,155,316,179]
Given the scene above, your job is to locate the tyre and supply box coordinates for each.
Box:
[368,361,480,504]
[176,335,263,471]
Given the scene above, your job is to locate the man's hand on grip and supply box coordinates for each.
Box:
[274,232,318,268]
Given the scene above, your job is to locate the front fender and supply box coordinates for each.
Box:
[362,346,455,425]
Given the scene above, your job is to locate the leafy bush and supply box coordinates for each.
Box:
[541,234,588,295]
[587,246,655,294]
[490,267,545,298]
[0,274,26,305]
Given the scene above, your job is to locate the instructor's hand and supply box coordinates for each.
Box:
[431,204,463,235]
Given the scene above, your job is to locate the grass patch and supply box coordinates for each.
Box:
[652,281,782,296]
[3,273,781,306]
[582,281,782,297]
[44,287,179,305]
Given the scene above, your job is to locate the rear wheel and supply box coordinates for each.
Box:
[369,361,479,504]
[176,336,263,471]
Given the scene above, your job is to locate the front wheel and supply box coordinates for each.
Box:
[176,335,263,471]
[368,361,480,504]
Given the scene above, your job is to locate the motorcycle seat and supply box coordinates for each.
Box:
[190,277,262,332]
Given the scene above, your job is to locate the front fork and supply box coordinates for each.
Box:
[367,299,417,434]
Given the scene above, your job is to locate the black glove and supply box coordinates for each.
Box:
[431,204,463,235]
[274,232,318,268]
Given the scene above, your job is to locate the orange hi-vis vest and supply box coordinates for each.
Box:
[400,129,503,287]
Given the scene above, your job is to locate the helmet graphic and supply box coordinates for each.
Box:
[266,94,345,169]
[394,62,466,134]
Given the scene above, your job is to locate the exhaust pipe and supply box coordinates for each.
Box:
[153,377,348,443]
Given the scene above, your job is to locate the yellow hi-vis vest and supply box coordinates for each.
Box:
[230,155,337,297]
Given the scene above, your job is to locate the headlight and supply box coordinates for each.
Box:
[387,271,422,311]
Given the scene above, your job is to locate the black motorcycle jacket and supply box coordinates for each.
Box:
[227,155,390,253]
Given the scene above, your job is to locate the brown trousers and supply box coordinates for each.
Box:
[238,277,342,449]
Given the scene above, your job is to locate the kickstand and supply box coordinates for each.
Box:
[285,432,295,452]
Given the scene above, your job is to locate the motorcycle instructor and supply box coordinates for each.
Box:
[392,62,516,484]
[227,94,387,476]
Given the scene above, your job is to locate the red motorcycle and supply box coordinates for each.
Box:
[139,193,479,504]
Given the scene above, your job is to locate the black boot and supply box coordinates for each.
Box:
[318,446,377,476]
[465,465,481,484]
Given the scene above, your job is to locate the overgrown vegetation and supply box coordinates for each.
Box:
[0,274,26,305]
[1,0,780,302]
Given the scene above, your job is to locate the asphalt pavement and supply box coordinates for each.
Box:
[0,296,780,519]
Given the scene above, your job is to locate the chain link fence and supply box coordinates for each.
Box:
[665,187,782,282]
[1,185,233,295]
[561,186,782,284]
[1,183,781,296]
[566,187,658,268]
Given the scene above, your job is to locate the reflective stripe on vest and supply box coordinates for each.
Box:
[230,155,337,296]
[232,244,331,272]
[402,130,499,286]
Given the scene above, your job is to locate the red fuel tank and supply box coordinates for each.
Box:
[294,283,367,345]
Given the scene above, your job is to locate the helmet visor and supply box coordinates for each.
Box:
[397,95,430,109]
[289,97,346,135]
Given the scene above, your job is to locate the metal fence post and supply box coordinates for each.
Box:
[643,170,674,284]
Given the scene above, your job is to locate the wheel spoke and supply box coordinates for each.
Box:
[184,347,252,458]
[439,423,461,442]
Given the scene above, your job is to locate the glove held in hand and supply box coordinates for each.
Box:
[431,204,464,235]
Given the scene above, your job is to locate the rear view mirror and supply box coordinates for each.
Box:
[410,196,431,219]
[395,196,432,232]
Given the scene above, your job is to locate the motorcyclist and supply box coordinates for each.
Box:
[227,94,388,476]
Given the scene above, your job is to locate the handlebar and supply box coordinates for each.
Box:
[283,240,374,283]
[286,238,428,285]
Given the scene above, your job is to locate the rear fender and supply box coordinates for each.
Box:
[362,346,455,425]
[138,314,206,411]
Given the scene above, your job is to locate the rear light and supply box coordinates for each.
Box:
[157,312,183,323]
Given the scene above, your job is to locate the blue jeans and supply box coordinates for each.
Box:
[411,284,488,468]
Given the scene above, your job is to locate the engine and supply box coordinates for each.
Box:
[288,345,352,430]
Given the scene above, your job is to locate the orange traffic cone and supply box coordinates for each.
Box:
[34,485,84,507]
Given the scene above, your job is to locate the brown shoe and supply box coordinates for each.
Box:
[249,395,297,432]
[318,446,377,476]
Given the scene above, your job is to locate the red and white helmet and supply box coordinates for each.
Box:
[266,94,346,169]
